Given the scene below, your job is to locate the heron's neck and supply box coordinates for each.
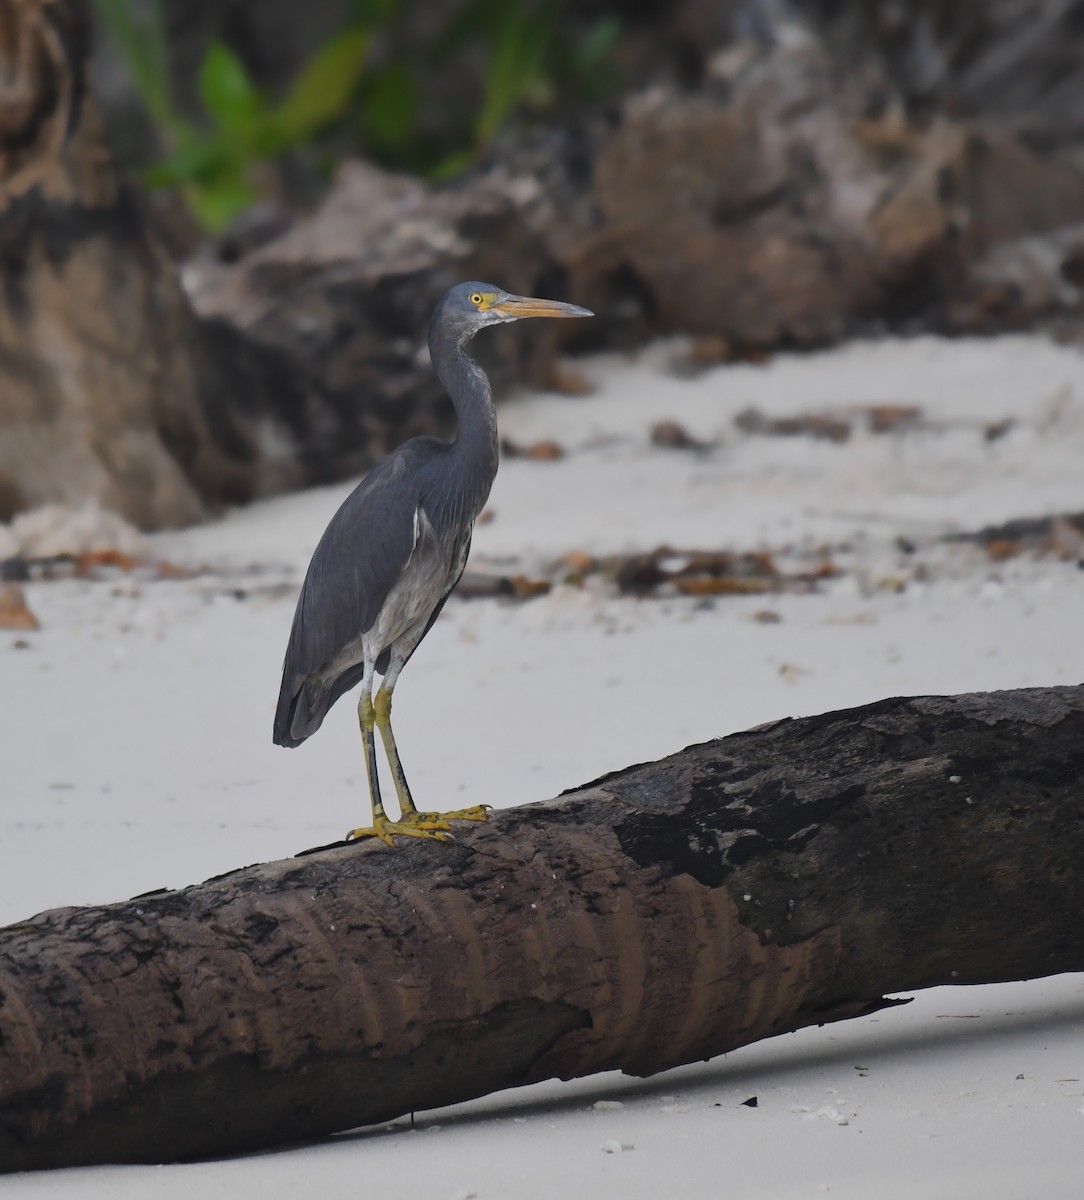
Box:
[432,338,499,514]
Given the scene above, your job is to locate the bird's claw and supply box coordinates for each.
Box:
[408,804,490,825]
[345,819,451,846]
[345,805,489,846]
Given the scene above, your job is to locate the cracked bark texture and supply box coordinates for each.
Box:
[2,685,1083,1172]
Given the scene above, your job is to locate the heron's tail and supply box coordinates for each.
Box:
[273,677,327,748]
[273,663,368,747]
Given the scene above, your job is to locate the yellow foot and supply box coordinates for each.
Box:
[345,806,490,847]
[346,815,451,847]
[404,804,490,826]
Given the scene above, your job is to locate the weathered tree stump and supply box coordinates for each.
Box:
[0,0,379,528]
[0,0,219,526]
[1,685,1082,1172]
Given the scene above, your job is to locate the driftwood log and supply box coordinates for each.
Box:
[2,685,1084,1172]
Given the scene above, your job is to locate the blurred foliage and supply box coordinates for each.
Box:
[418,0,620,178]
[94,0,375,229]
[93,0,621,231]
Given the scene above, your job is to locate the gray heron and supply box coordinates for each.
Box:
[274,282,593,844]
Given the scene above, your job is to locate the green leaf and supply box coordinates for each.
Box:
[475,2,558,144]
[428,150,473,182]
[363,64,417,151]
[575,15,622,71]
[187,177,259,233]
[144,129,232,189]
[347,0,404,28]
[198,41,263,131]
[432,0,490,65]
[276,30,370,143]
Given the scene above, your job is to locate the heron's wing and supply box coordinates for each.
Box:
[275,442,441,743]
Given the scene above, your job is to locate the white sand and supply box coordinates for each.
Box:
[3,333,1084,1196]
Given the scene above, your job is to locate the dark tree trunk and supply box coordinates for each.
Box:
[0,0,379,528]
[0,0,224,527]
[2,685,1083,1172]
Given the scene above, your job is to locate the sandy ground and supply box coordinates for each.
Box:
[3,333,1084,1196]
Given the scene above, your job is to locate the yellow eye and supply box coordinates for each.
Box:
[469,292,484,306]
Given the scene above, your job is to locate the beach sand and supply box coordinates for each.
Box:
[3,333,1083,1197]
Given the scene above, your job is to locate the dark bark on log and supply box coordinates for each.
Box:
[2,685,1084,1172]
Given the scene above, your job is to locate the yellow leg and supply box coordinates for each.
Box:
[373,686,490,832]
[347,687,454,845]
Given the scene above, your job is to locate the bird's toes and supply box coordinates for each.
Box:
[444,805,490,822]
[345,825,395,847]
[397,813,453,832]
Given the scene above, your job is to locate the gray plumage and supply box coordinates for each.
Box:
[272,281,591,841]
[274,437,477,746]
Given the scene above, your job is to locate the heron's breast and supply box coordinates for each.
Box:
[363,506,469,656]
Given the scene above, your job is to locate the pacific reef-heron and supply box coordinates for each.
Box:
[274,282,592,844]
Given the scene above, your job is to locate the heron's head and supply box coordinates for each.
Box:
[434,281,593,342]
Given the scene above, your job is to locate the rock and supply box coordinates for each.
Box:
[185,161,585,456]
[8,505,146,560]
[174,12,1084,368]
[9,0,1084,536]
[944,224,1084,332]
[592,94,788,235]
[650,421,710,450]
[867,121,1084,327]
[572,28,893,346]
[570,17,1084,344]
